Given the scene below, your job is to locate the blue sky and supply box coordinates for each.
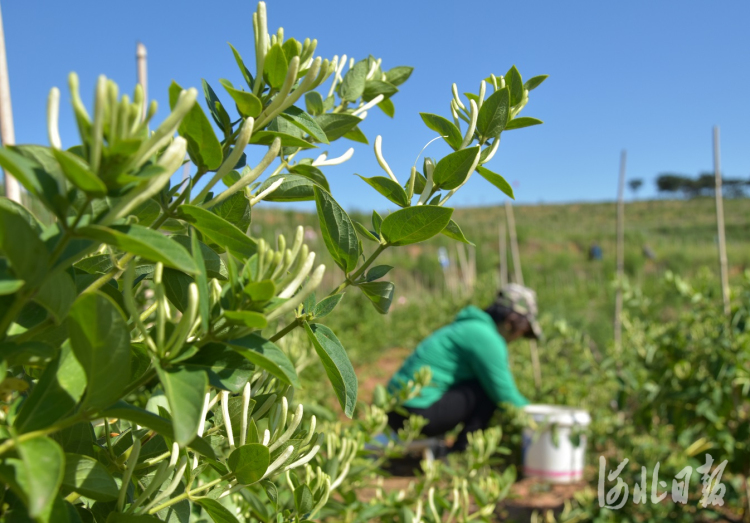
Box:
[4,1,750,210]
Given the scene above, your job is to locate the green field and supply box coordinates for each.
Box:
[253,197,750,361]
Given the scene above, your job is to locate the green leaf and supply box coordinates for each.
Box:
[156,365,208,446]
[294,484,313,515]
[14,343,86,434]
[312,293,344,319]
[106,515,163,522]
[363,80,398,102]
[172,234,229,280]
[223,310,268,329]
[33,270,76,323]
[76,224,199,275]
[62,454,118,501]
[280,106,330,144]
[339,59,368,101]
[384,66,413,87]
[0,196,42,233]
[289,164,330,192]
[194,498,240,523]
[343,126,368,145]
[228,444,270,485]
[243,280,276,302]
[169,81,223,171]
[441,219,474,245]
[505,117,544,130]
[476,166,514,199]
[419,113,462,150]
[381,205,454,246]
[52,149,107,196]
[228,334,300,388]
[219,79,263,118]
[202,80,232,135]
[354,222,379,242]
[372,210,383,235]
[261,480,278,510]
[162,269,194,313]
[432,147,481,190]
[0,147,60,213]
[264,43,288,90]
[256,175,318,202]
[17,436,64,517]
[191,232,210,334]
[0,340,55,366]
[0,205,48,287]
[304,92,325,116]
[179,204,257,261]
[52,423,96,457]
[282,38,302,59]
[313,187,361,273]
[228,43,254,89]
[182,344,254,393]
[476,87,510,141]
[365,265,392,281]
[505,65,524,106]
[211,191,252,231]
[524,74,548,92]
[356,175,409,207]
[68,292,130,410]
[358,281,395,314]
[412,170,427,195]
[377,97,395,118]
[314,114,362,141]
[249,130,316,149]
[303,322,357,418]
[101,401,216,459]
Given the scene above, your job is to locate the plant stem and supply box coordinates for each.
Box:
[0,415,84,456]
[269,317,301,342]
[147,474,231,514]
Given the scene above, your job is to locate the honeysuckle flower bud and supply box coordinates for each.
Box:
[263,445,294,479]
[278,251,316,299]
[312,147,354,167]
[269,403,303,451]
[483,137,500,163]
[478,80,486,109]
[452,83,466,111]
[267,264,325,320]
[252,393,277,421]
[352,94,383,117]
[374,136,398,183]
[460,99,478,149]
[250,176,284,206]
[47,87,62,150]
[90,75,107,174]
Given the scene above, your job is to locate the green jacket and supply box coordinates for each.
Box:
[388,306,529,409]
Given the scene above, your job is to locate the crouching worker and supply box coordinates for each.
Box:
[387,284,541,452]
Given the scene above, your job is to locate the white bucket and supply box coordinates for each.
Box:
[521,404,591,483]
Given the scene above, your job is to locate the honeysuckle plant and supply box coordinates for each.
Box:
[0,2,545,521]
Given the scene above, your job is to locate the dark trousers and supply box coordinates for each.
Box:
[387,381,497,451]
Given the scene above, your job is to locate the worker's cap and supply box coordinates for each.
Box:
[496,284,542,340]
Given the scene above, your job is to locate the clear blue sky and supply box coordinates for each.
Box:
[4,0,750,210]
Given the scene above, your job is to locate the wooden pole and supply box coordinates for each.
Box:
[0,2,21,203]
[614,150,627,354]
[505,200,523,285]
[713,126,730,316]
[136,42,147,119]
[505,200,541,391]
[499,222,508,287]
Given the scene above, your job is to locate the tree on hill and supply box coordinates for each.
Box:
[628,178,643,199]
[655,172,749,198]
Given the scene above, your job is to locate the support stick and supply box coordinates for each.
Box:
[136,42,147,119]
[0,3,20,202]
[614,150,627,354]
[713,126,730,316]
[505,200,541,391]
[499,221,508,287]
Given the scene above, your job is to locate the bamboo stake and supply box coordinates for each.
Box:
[505,201,523,285]
[499,221,508,287]
[0,3,20,203]
[136,42,147,119]
[456,243,470,295]
[713,126,730,316]
[614,150,627,354]
[505,200,541,391]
